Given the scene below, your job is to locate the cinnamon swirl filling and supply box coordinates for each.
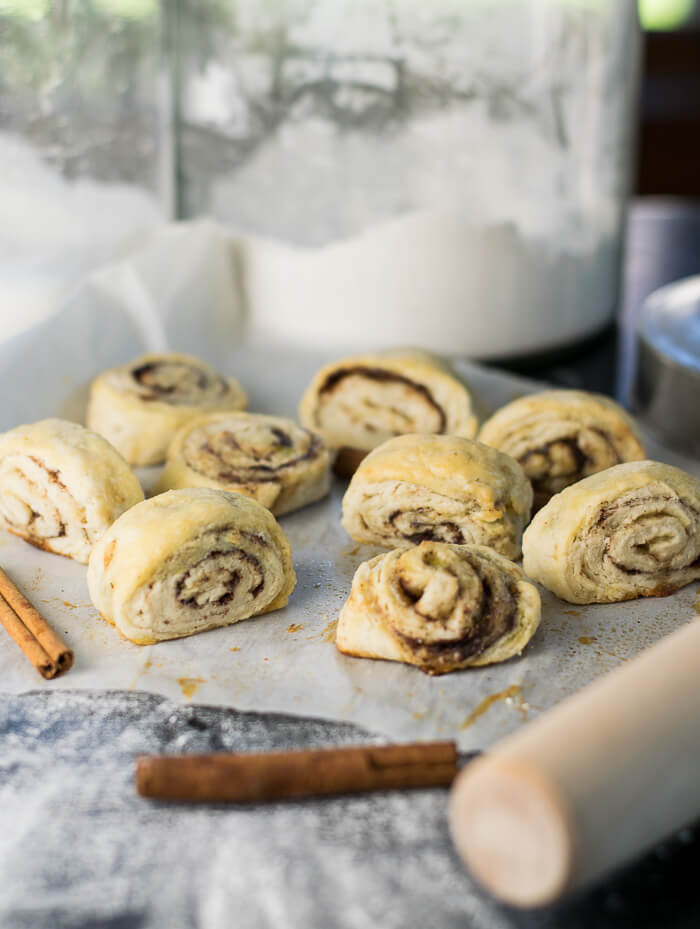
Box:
[357,485,483,547]
[183,421,324,485]
[518,428,621,503]
[584,489,700,589]
[387,544,518,674]
[128,529,276,638]
[131,359,227,405]
[315,366,446,451]
[0,455,78,549]
[174,548,264,607]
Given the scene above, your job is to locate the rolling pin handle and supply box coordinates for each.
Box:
[449,618,700,907]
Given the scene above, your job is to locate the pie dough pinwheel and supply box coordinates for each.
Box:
[87,352,247,466]
[478,390,645,509]
[342,434,532,560]
[299,350,478,476]
[155,412,330,516]
[87,488,296,643]
[522,461,700,603]
[0,418,143,563]
[337,541,541,674]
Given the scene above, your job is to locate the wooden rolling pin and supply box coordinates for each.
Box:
[449,617,700,908]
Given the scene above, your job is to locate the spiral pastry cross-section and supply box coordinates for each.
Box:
[336,541,541,674]
[522,461,700,604]
[299,350,479,476]
[0,418,144,563]
[342,434,532,560]
[154,412,330,516]
[478,390,645,509]
[87,352,248,466]
[87,488,296,643]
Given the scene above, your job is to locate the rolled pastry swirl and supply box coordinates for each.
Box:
[337,541,541,675]
[478,390,645,509]
[342,434,532,560]
[299,350,478,475]
[87,488,296,643]
[0,419,144,563]
[154,412,330,516]
[522,461,700,604]
[87,352,247,466]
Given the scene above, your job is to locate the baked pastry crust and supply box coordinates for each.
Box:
[154,412,330,516]
[336,541,541,674]
[87,352,247,466]
[478,390,645,508]
[87,487,296,643]
[341,434,532,560]
[0,418,143,563]
[299,350,478,472]
[522,460,700,604]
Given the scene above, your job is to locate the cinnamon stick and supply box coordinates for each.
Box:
[0,567,73,679]
[136,741,458,803]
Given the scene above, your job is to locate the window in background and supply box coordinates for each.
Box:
[639,0,700,30]
[0,0,167,340]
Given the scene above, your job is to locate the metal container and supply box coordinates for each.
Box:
[633,275,700,454]
[173,0,642,358]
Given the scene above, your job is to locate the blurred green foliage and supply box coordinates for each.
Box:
[0,0,158,94]
[0,0,161,186]
[639,0,696,28]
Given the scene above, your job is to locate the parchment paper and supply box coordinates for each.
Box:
[0,220,697,752]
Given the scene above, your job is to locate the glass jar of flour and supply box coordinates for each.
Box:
[175,0,641,359]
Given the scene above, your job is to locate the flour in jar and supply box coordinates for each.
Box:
[180,0,640,357]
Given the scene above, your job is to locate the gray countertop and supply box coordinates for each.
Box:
[2,691,699,929]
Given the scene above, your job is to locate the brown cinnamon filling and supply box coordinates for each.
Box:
[190,429,323,484]
[2,457,78,544]
[398,585,516,674]
[30,456,69,492]
[391,546,517,674]
[132,361,227,404]
[388,509,465,545]
[318,366,446,433]
[520,429,620,501]
[270,427,293,448]
[594,494,700,576]
[175,548,264,608]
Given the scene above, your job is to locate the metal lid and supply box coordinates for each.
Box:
[632,275,700,455]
